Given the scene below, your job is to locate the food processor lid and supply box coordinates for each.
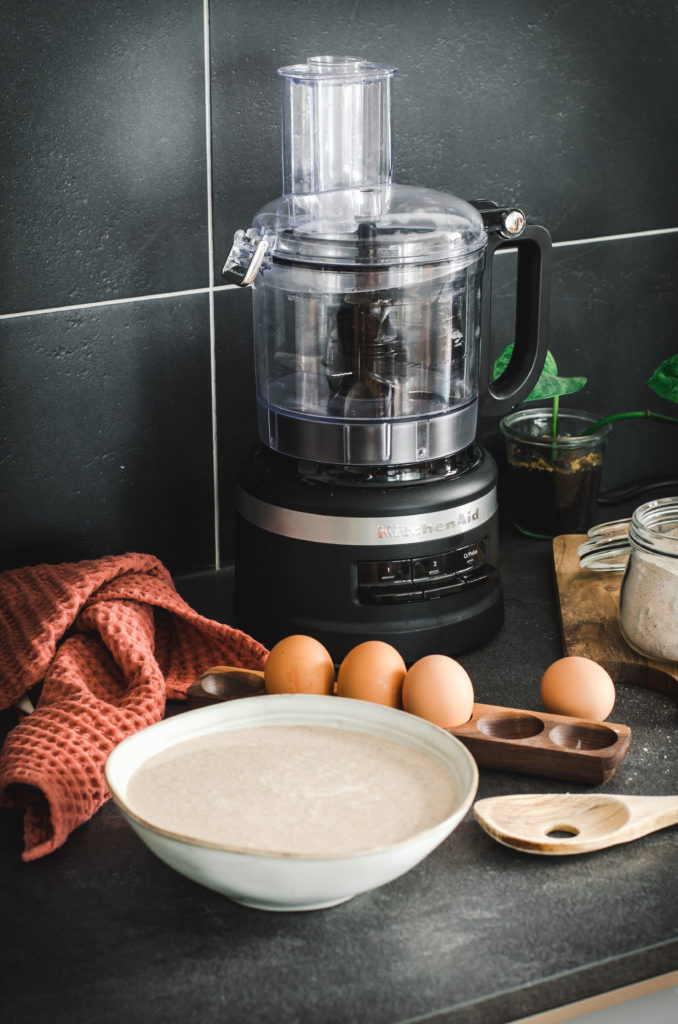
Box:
[251,184,487,266]
[243,55,487,267]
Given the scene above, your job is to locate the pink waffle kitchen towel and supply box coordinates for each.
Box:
[0,553,268,861]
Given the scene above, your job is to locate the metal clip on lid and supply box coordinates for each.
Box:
[222,229,268,287]
[470,200,526,240]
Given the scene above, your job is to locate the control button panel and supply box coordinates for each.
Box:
[358,537,495,606]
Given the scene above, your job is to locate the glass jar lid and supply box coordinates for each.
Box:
[578,496,678,570]
[578,518,631,571]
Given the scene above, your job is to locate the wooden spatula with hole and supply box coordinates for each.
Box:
[473,792,678,855]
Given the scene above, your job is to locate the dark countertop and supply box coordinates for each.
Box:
[2,519,677,1024]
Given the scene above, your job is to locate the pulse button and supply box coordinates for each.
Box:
[456,540,494,587]
[456,540,486,572]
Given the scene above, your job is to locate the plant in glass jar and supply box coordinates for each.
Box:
[495,349,678,539]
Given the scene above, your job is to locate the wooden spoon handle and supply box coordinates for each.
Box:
[201,666,265,681]
[618,795,678,839]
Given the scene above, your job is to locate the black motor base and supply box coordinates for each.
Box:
[233,445,504,664]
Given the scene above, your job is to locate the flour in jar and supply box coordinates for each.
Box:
[125,725,457,855]
[619,548,678,662]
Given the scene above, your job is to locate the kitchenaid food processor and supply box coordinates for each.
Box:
[223,56,551,662]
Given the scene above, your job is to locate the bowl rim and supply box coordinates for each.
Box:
[105,693,479,862]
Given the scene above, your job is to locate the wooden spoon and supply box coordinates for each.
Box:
[185,666,266,708]
[473,792,678,855]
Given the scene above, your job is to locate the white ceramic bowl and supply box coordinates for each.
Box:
[105,694,478,912]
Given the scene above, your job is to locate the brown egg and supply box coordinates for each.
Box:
[264,635,335,696]
[402,655,474,727]
[540,656,616,721]
[336,641,406,707]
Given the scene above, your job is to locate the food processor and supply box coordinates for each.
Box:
[223,56,551,663]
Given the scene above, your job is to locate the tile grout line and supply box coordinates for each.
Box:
[493,224,678,256]
[0,286,217,320]
[203,0,221,571]
[553,225,678,248]
[2,226,678,323]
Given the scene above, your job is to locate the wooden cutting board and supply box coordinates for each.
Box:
[552,534,678,702]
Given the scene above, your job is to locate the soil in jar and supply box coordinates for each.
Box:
[503,440,603,537]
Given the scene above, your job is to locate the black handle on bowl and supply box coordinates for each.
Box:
[475,211,552,418]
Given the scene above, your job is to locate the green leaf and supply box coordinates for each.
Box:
[527,372,587,401]
[648,354,678,404]
[542,349,559,376]
[494,342,559,379]
[493,343,586,402]
[492,343,514,379]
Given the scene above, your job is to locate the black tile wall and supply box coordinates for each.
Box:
[1,0,207,314]
[1,0,677,578]
[214,286,258,562]
[0,296,215,574]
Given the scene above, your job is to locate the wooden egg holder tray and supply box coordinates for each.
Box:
[186,668,631,785]
[448,703,629,784]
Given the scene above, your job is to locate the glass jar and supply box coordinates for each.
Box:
[619,497,678,662]
[499,408,612,538]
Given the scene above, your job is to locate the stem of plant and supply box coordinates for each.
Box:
[583,410,678,435]
[551,394,560,462]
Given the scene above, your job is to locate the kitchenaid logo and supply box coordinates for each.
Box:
[377,507,480,540]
